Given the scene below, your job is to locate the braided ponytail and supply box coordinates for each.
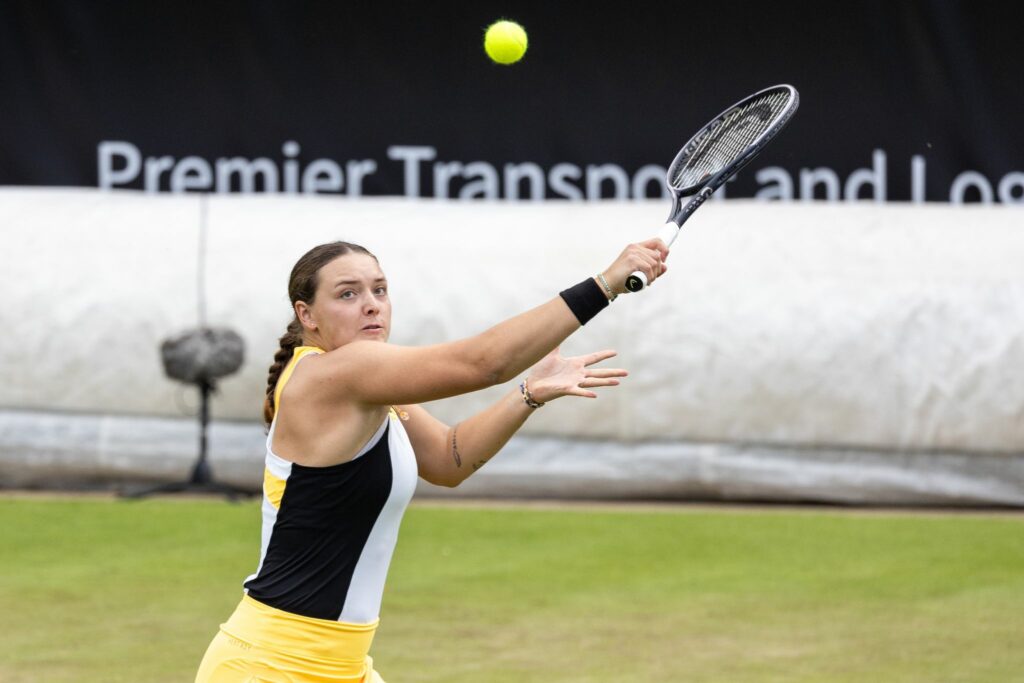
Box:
[263,318,305,425]
[263,241,377,426]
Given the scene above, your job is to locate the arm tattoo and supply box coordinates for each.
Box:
[451,425,462,468]
[451,424,491,471]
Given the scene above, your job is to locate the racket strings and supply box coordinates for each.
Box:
[672,89,792,189]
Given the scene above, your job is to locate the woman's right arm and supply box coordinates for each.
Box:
[306,238,669,406]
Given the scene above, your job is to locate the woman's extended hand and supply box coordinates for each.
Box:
[525,347,627,403]
[599,237,671,295]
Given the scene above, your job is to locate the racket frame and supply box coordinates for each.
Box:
[625,84,800,292]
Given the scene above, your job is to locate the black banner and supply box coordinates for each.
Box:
[1,1,1021,203]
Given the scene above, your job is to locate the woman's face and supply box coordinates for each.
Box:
[299,253,391,350]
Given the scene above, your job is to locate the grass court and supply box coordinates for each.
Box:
[2,496,1022,682]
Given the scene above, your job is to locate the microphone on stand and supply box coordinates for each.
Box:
[122,327,253,501]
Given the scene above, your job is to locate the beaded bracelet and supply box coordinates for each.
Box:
[519,378,545,408]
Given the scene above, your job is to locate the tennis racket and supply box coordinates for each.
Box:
[626,83,800,292]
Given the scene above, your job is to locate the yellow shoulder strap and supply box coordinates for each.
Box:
[272,345,324,418]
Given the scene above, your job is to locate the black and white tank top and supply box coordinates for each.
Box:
[243,346,418,623]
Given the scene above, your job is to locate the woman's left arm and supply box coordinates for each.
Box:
[401,348,626,487]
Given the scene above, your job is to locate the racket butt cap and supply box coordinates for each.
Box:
[625,272,648,292]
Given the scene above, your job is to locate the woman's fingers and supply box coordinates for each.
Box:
[530,348,629,400]
[631,251,658,284]
[578,377,620,388]
[585,367,627,378]
[639,237,671,261]
[581,349,617,366]
[635,241,667,282]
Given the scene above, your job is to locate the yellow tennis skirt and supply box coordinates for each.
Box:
[195,594,386,683]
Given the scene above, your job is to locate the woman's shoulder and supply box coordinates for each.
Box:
[280,344,383,408]
[274,346,326,411]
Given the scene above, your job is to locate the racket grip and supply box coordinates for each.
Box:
[625,222,680,292]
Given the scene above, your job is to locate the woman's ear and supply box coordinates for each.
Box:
[294,301,317,331]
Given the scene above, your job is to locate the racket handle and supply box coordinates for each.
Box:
[625,222,680,292]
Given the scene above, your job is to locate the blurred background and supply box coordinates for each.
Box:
[1,1,1022,505]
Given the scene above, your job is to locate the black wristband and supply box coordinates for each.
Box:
[559,278,610,325]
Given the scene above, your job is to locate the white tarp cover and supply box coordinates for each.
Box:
[1,189,1022,503]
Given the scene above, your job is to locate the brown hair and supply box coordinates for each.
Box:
[263,241,376,425]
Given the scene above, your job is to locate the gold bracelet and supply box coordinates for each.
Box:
[520,378,545,408]
[596,273,617,301]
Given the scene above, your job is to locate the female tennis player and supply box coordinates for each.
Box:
[194,237,669,682]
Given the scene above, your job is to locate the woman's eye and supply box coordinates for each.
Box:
[374,287,387,296]
[340,290,356,299]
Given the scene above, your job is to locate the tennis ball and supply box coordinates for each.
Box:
[484,20,528,65]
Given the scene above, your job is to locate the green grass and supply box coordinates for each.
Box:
[1,497,1023,682]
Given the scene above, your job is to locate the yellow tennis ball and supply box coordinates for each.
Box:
[484,20,528,65]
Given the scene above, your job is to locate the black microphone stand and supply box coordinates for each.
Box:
[121,378,254,501]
